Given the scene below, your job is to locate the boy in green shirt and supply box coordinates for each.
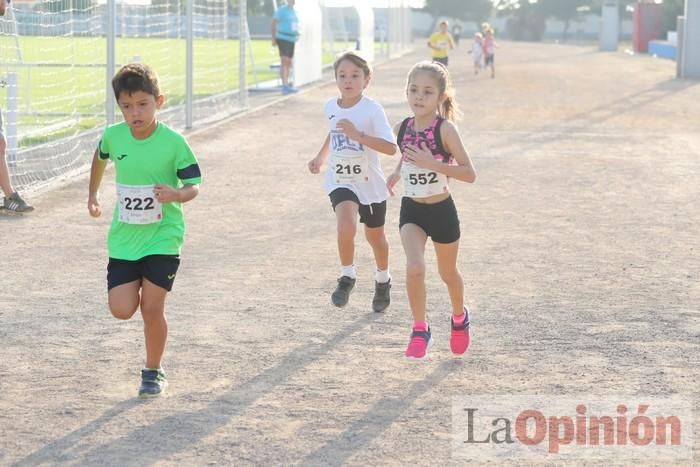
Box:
[88,63,202,398]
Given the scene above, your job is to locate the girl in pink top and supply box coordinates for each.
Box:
[387,61,477,360]
[483,28,496,78]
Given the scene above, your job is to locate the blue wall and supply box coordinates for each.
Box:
[648,40,677,60]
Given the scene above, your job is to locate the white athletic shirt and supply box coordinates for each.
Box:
[471,41,483,62]
[323,96,395,205]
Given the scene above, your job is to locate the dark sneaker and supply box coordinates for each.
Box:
[372,279,391,312]
[3,192,34,213]
[331,276,356,307]
[404,326,433,360]
[138,368,167,398]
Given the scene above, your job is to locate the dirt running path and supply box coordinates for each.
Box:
[1,42,699,465]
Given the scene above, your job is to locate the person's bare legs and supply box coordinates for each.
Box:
[330,200,359,307]
[0,136,15,197]
[140,279,168,370]
[435,238,470,354]
[280,56,293,87]
[366,223,391,312]
[0,134,33,211]
[108,278,168,369]
[400,224,428,323]
[364,224,388,273]
[401,223,434,359]
[108,280,141,320]
[335,200,358,269]
[433,239,464,316]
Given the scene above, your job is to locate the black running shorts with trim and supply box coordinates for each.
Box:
[107,255,181,291]
[329,188,386,228]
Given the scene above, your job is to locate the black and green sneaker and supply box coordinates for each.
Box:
[138,368,167,398]
[331,276,356,307]
[372,279,391,312]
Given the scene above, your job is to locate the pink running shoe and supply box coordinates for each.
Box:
[404,326,433,360]
[450,307,471,355]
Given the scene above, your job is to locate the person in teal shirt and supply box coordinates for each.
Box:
[87,62,202,398]
[271,0,299,94]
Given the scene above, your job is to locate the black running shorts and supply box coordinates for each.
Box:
[329,188,386,228]
[107,255,181,291]
[399,195,460,244]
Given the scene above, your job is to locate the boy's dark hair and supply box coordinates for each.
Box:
[111,63,160,100]
[333,50,372,78]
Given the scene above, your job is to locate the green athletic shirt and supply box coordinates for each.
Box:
[98,121,202,260]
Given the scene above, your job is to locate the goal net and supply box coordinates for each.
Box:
[0,0,248,195]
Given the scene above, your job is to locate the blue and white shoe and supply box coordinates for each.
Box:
[138,368,167,398]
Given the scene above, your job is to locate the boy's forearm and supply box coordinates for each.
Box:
[178,184,199,203]
[88,150,107,195]
[360,135,396,156]
[317,134,330,159]
[317,146,329,160]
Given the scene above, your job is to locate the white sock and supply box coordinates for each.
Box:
[375,269,391,283]
[341,265,357,279]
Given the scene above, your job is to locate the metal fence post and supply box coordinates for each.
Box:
[239,0,248,108]
[6,72,18,166]
[106,0,116,125]
[186,0,194,129]
[677,16,685,78]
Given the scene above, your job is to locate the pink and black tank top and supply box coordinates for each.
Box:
[396,116,453,165]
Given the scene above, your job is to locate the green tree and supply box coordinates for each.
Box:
[540,0,593,41]
[243,0,276,16]
[659,0,684,35]
[495,0,596,41]
[589,1,633,19]
[423,0,493,22]
[494,0,547,41]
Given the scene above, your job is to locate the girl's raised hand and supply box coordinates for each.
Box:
[403,142,436,170]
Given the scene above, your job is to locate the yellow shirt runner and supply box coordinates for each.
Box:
[429,31,454,59]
